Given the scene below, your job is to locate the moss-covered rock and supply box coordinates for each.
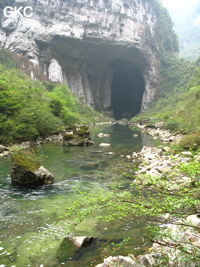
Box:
[63,125,93,146]
[63,132,75,141]
[66,137,93,146]
[11,153,54,187]
[12,153,40,172]
[65,125,77,133]
[76,126,90,137]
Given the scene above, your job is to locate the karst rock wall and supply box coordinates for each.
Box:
[0,0,161,117]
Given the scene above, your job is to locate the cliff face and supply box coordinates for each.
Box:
[0,0,162,118]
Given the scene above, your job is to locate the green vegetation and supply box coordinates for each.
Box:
[131,2,200,135]
[151,0,178,52]
[132,56,200,134]
[132,2,199,135]
[60,155,200,226]
[0,49,17,69]
[11,152,40,172]
[0,49,105,144]
[179,133,200,150]
[58,152,200,266]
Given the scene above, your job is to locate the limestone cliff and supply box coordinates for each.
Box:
[0,0,176,119]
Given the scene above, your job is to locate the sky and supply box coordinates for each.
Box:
[162,0,198,12]
[162,0,200,28]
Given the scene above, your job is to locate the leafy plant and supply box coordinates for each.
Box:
[0,54,106,143]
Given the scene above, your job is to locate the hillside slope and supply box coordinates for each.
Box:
[132,55,200,133]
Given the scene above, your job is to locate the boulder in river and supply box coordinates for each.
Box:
[63,125,94,146]
[11,153,54,187]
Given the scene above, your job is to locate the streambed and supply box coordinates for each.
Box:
[0,125,160,266]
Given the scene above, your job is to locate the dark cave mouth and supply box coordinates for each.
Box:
[111,60,145,120]
[48,37,147,120]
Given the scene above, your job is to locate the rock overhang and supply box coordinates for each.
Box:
[0,0,160,118]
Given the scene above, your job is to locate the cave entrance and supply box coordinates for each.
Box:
[111,59,145,120]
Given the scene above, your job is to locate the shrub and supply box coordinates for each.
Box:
[164,120,180,131]
[0,49,17,69]
[42,81,57,91]
[0,59,105,143]
[179,133,200,150]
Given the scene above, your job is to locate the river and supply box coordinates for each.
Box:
[0,124,159,266]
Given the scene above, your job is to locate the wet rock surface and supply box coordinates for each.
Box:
[11,153,54,187]
[63,126,94,146]
[57,236,96,262]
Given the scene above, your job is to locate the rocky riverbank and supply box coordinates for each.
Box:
[0,125,96,159]
[96,145,200,266]
[137,122,182,143]
[132,146,198,190]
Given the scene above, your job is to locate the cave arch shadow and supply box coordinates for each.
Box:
[110,59,145,120]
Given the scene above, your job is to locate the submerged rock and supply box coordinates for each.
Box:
[80,162,100,170]
[57,236,96,261]
[11,153,54,187]
[63,126,93,146]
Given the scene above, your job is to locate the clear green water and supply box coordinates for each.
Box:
[0,125,159,267]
